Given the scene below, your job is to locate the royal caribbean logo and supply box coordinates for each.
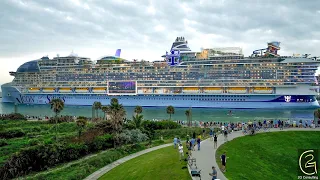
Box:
[298,149,319,179]
[284,95,292,103]
[166,50,180,66]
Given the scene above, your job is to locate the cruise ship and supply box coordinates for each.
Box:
[2,37,320,109]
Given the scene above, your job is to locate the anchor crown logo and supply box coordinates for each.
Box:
[166,50,180,66]
[284,95,291,102]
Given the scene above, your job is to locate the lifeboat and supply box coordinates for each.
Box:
[253,87,273,94]
[203,87,222,94]
[138,88,152,94]
[42,87,55,93]
[92,87,107,93]
[183,87,199,93]
[154,88,164,94]
[75,87,89,93]
[227,87,247,94]
[28,87,40,93]
[59,87,72,93]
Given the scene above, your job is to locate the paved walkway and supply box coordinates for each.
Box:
[84,143,172,180]
[189,128,320,180]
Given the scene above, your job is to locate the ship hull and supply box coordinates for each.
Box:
[2,86,319,109]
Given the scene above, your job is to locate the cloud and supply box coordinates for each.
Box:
[0,0,319,85]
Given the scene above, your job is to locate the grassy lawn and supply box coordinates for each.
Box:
[25,140,170,180]
[216,131,320,180]
[99,143,191,180]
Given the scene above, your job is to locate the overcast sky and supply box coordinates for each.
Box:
[0,0,320,85]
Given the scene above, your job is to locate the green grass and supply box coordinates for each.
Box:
[99,143,191,180]
[24,140,170,180]
[216,131,320,180]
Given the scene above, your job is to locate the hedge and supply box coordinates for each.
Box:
[0,134,113,179]
[0,128,25,139]
[0,113,26,120]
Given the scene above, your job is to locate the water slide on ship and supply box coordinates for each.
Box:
[252,41,281,57]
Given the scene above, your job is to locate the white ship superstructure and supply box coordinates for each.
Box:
[2,37,320,109]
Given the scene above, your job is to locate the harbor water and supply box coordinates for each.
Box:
[0,102,316,122]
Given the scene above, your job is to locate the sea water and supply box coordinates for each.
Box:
[0,102,315,122]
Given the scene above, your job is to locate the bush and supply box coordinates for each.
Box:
[28,139,41,146]
[32,127,42,132]
[0,139,8,147]
[48,116,74,124]
[27,132,41,138]
[119,129,148,145]
[87,134,113,152]
[0,113,26,120]
[0,143,89,179]
[0,132,115,179]
[0,128,25,139]
[142,120,181,131]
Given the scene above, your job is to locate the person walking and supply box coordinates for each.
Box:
[213,134,218,149]
[188,140,192,156]
[191,137,196,151]
[209,166,217,180]
[221,152,227,172]
[178,143,184,161]
[224,129,228,141]
[210,130,213,141]
[197,136,201,150]
[173,137,177,148]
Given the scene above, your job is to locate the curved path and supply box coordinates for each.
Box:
[84,143,172,180]
[189,128,320,180]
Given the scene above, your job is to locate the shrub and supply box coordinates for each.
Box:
[141,120,181,131]
[0,113,26,120]
[32,127,42,132]
[28,139,41,146]
[0,128,25,139]
[48,116,74,124]
[87,134,113,152]
[27,132,41,138]
[44,138,53,145]
[0,139,7,147]
[119,129,148,145]
[0,143,89,179]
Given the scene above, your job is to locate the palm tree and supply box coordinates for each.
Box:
[132,114,143,129]
[50,98,64,141]
[166,105,175,120]
[93,101,102,119]
[185,110,191,127]
[76,117,87,140]
[314,109,320,127]
[134,105,143,115]
[111,98,119,104]
[101,106,108,120]
[106,98,126,148]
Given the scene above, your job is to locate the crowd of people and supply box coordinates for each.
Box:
[174,118,320,180]
[176,118,320,129]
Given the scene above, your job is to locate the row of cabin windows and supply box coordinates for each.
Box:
[69,96,246,101]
